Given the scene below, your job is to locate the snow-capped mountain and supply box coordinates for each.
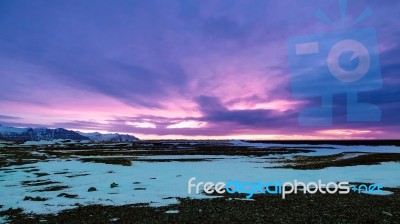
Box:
[0,125,139,142]
[77,132,139,142]
[0,125,89,141]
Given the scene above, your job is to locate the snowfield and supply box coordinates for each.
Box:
[229,140,400,155]
[0,140,399,214]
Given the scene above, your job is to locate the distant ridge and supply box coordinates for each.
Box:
[77,131,139,142]
[0,124,139,142]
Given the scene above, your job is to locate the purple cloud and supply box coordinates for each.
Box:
[0,0,399,139]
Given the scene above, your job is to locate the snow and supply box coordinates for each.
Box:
[77,132,138,142]
[0,125,138,144]
[19,139,94,146]
[0,140,399,214]
[0,216,7,223]
[1,150,400,214]
[0,125,28,135]
[165,210,179,214]
[21,139,67,146]
[229,140,400,156]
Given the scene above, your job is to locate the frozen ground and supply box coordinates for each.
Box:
[0,140,399,214]
[230,140,400,156]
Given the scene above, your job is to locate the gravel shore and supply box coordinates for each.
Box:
[1,189,400,224]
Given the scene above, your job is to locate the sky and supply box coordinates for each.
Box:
[0,0,399,139]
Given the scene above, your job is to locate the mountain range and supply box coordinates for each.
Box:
[0,124,139,142]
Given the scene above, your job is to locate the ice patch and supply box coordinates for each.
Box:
[165,210,179,214]
[229,140,400,156]
[1,155,400,214]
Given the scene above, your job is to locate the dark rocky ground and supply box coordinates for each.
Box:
[277,152,400,169]
[0,141,312,167]
[1,140,400,223]
[1,189,399,224]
